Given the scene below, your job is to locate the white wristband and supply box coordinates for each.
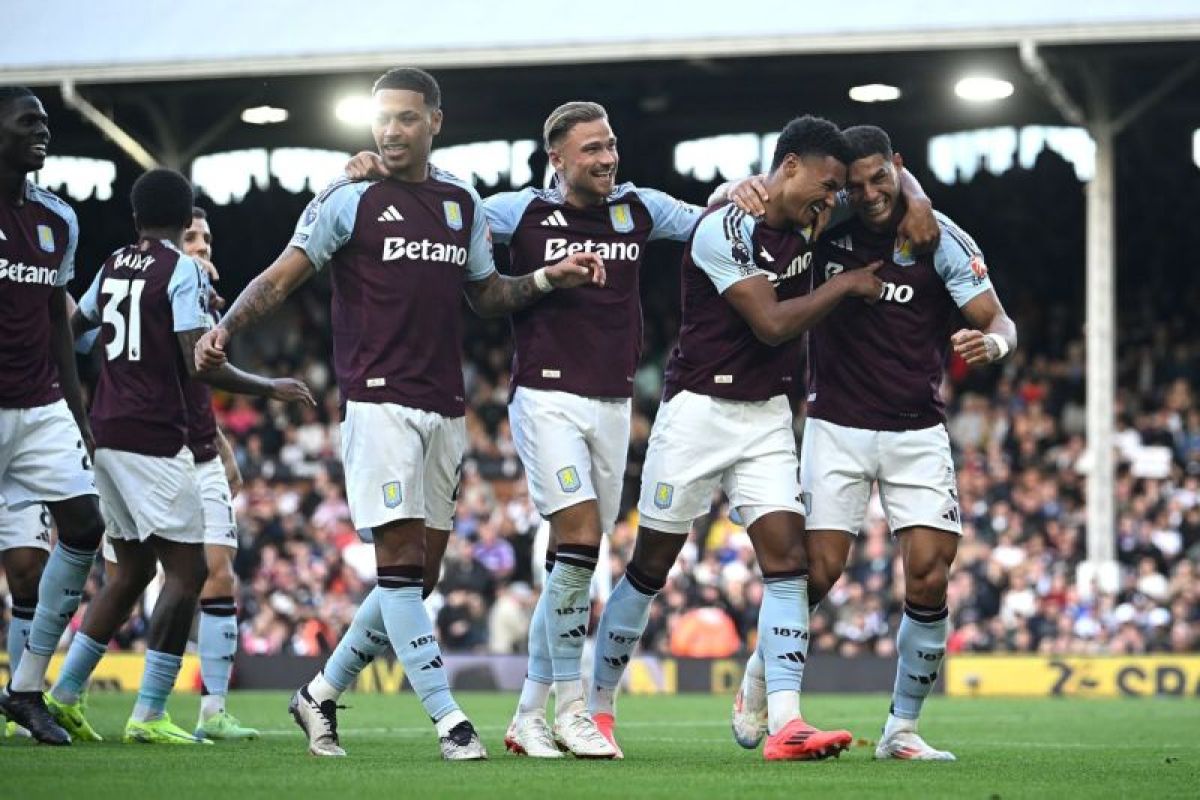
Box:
[532,267,554,294]
[985,333,1010,360]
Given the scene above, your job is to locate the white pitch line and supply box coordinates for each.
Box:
[256,720,731,737]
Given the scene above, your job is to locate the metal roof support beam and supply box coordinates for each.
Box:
[1021,42,1118,597]
[60,80,159,171]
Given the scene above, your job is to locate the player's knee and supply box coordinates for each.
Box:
[5,560,46,599]
[905,558,951,606]
[167,557,209,599]
[203,568,236,598]
[113,559,157,595]
[372,520,426,566]
[807,554,844,603]
[53,497,105,551]
[757,538,806,576]
[629,530,684,583]
[551,502,603,547]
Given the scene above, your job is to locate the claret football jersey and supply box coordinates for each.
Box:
[291,168,495,417]
[486,182,699,398]
[0,181,79,409]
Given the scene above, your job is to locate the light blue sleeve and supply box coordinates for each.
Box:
[465,189,498,283]
[690,207,769,295]
[56,207,80,287]
[637,187,703,242]
[75,328,99,354]
[933,212,993,308]
[167,256,208,332]
[483,189,537,246]
[77,268,103,323]
[289,180,365,271]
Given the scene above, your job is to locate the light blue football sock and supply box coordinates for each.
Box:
[50,632,108,705]
[525,586,553,685]
[131,650,183,722]
[890,602,949,720]
[322,587,389,693]
[377,566,457,723]
[10,543,94,691]
[198,597,238,698]
[6,600,34,675]
[590,564,664,713]
[759,572,810,696]
[545,545,599,692]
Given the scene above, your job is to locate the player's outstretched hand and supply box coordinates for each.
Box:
[345,151,390,180]
[195,327,230,371]
[951,328,1000,365]
[728,175,769,217]
[269,378,316,406]
[836,261,885,303]
[547,252,606,289]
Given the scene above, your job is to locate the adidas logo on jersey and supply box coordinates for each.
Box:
[0,226,7,241]
[377,205,404,222]
[540,210,568,227]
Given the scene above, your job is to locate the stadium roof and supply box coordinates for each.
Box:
[4,0,1199,83]
[6,1,1198,176]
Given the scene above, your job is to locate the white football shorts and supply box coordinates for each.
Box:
[196,456,237,549]
[341,400,466,533]
[0,502,52,553]
[801,417,962,536]
[95,446,203,545]
[509,387,631,534]
[0,400,97,511]
[637,391,803,534]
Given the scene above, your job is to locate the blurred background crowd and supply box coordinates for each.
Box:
[3,143,1199,663]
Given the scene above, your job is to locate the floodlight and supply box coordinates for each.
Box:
[849,84,901,103]
[241,106,289,125]
[955,76,1014,102]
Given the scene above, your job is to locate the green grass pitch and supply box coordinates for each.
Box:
[4,692,1197,799]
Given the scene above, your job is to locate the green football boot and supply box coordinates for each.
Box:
[44,692,103,742]
[195,710,260,740]
[124,713,212,745]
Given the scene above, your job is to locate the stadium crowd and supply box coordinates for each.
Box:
[4,146,1198,663]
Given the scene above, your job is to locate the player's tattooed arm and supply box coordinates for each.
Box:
[196,248,314,370]
[179,328,316,406]
[953,289,1018,365]
[724,263,884,346]
[49,288,95,453]
[463,252,606,318]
